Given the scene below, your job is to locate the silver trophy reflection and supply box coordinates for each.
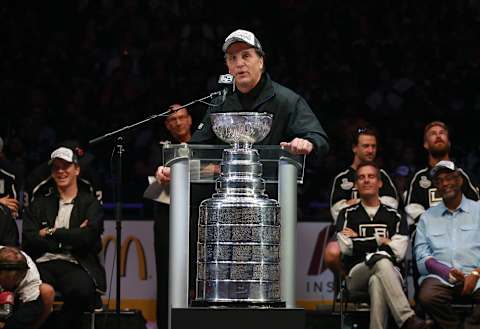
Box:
[195,112,284,306]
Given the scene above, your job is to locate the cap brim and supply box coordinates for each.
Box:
[430,166,455,177]
[222,38,254,52]
[48,157,75,165]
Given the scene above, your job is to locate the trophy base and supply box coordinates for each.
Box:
[172,306,304,329]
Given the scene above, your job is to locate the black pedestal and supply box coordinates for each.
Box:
[171,307,305,329]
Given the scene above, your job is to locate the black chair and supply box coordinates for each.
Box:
[338,277,370,329]
[337,262,409,329]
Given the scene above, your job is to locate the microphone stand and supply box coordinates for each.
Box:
[89,90,221,329]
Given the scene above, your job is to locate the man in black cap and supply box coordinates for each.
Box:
[415,160,480,329]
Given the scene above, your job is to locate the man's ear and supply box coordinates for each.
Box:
[74,164,81,176]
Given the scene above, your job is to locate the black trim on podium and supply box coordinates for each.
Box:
[171,307,305,329]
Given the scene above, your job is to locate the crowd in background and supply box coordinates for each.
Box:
[2,0,480,220]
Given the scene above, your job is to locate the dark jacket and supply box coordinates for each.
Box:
[191,74,329,158]
[22,190,106,293]
[0,204,19,247]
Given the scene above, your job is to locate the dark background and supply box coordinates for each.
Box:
[2,0,480,220]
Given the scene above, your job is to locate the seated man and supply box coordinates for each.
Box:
[415,160,480,329]
[0,205,19,247]
[326,126,398,275]
[24,140,103,206]
[337,162,430,329]
[22,147,106,329]
[0,246,53,329]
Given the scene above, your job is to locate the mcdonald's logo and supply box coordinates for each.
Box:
[102,235,148,280]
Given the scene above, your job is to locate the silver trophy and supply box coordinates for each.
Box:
[195,112,283,306]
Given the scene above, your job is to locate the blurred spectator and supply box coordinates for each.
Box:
[0,137,20,218]
[393,165,410,202]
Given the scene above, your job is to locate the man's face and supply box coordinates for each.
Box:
[165,108,192,141]
[225,42,263,92]
[51,158,80,189]
[434,170,463,201]
[424,125,450,157]
[356,165,383,199]
[353,134,377,163]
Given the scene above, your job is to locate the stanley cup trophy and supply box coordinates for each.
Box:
[195,112,284,307]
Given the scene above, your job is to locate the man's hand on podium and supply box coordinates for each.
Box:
[156,166,171,184]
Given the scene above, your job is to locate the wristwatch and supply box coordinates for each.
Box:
[471,270,480,277]
[46,228,55,236]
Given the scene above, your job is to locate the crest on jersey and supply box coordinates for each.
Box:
[428,188,442,207]
[419,176,431,189]
[358,223,389,238]
[340,178,354,190]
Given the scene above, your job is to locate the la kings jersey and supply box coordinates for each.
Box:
[336,203,408,272]
[0,167,17,200]
[404,166,479,224]
[330,167,398,223]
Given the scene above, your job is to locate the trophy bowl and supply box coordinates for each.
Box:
[210,112,273,147]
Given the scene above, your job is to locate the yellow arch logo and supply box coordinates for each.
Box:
[102,235,148,280]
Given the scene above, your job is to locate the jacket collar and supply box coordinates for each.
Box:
[439,194,469,216]
[223,73,275,111]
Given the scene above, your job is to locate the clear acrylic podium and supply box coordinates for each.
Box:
[163,144,305,328]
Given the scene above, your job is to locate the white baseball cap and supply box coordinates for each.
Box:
[222,29,263,54]
[430,160,456,177]
[48,147,79,165]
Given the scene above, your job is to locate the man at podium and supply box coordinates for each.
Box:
[156,28,329,182]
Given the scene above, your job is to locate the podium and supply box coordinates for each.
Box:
[171,307,305,329]
[163,144,305,329]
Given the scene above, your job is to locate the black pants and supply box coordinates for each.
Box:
[37,260,96,329]
[418,277,480,329]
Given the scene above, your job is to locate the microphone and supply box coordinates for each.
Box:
[218,74,234,85]
[0,291,15,320]
[215,74,234,102]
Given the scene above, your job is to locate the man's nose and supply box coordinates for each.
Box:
[175,118,184,125]
[233,57,245,67]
